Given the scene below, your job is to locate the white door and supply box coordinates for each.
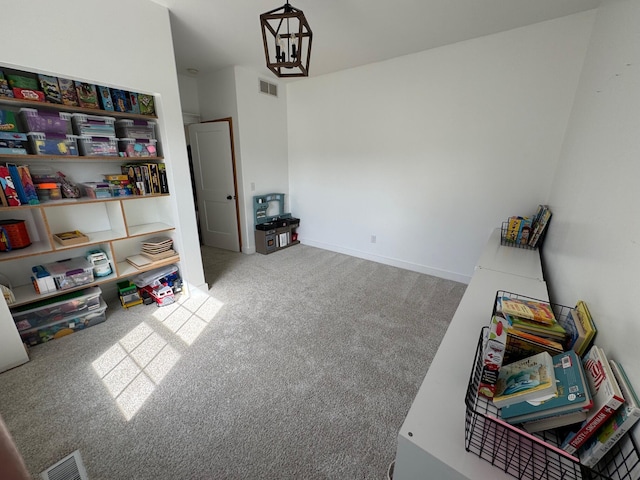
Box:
[188,120,240,251]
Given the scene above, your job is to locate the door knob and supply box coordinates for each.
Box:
[226,195,233,200]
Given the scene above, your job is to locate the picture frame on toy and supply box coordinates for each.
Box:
[74,82,100,109]
[58,78,79,106]
[110,89,130,113]
[128,92,140,114]
[97,86,114,111]
[38,74,62,104]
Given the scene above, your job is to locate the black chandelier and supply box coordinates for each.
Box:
[260,2,312,78]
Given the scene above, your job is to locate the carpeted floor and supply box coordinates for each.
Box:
[0,244,465,479]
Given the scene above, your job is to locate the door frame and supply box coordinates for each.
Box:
[201,117,242,252]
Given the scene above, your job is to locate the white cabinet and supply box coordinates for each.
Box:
[393,228,547,480]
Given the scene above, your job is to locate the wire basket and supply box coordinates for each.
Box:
[501,221,539,250]
[465,325,640,480]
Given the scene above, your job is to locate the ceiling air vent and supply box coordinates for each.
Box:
[259,79,278,97]
[41,450,89,480]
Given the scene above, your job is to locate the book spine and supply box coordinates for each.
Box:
[158,163,169,194]
[7,163,27,204]
[581,361,640,467]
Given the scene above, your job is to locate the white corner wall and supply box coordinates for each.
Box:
[0,0,206,291]
[287,12,595,283]
[544,0,640,390]
[197,66,289,254]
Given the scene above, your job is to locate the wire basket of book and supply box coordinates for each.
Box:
[500,205,552,250]
[466,327,640,480]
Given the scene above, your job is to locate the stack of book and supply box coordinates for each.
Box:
[503,204,552,248]
[497,295,567,361]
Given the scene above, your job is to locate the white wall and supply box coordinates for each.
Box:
[544,0,640,390]
[177,73,201,116]
[287,12,595,283]
[0,0,206,291]
[197,66,289,253]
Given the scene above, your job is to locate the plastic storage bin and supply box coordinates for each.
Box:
[35,183,62,202]
[71,113,116,137]
[44,257,94,290]
[78,136,118,156]
[82,182,112,199]
[27,132,79,156]
[19,298,108,346]
[12,286,103,332]
[118,138,158,157]
[19,108,71,135]
[0,132,28,154]
[115,119,156,140]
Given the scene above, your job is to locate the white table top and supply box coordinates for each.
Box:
[475,228,543,281]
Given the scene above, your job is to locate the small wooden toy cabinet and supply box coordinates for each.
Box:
[253,193,300,255]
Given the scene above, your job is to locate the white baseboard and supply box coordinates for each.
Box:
[300,239,471,284]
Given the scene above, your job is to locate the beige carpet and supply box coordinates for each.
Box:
[0,244,465,479]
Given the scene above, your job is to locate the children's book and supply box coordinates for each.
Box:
[506,313,567,341]
[479,315,508,399]
[493,351,556,408]
[18,165,39,205]
[557,308,589,354]
[529,206,552,248]
[97,86,114,111]
[516,217,532,245]
[580,361,640,468]
[561,346,625,454]
[504,328,564,362]
[574,301,597,356]
[506,216,524,242]
[498,296,556,326]
[501,351,592,430]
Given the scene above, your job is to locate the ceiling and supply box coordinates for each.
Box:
[151,0,600,80]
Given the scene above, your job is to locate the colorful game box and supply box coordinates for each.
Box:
[128,92,140,114]
[38,74,62,104]
[97,86,114,111]
[58,78,79,106]
[138,94,156,116]
[74,82,100,109]
[110,89,129,113]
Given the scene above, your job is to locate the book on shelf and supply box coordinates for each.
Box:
[506,313,567,342]
[478,315,508,399]
[574,300,597,356]
[516,217,533,245]
[580,361,640,468]
[557,308,589,354]
[498,296,556,326]
[561,345,625,454]
[528,205,552,248]
[505,216,526,243]
[500,350,592,431]
[493,351,556,408]
[505,328,564,360]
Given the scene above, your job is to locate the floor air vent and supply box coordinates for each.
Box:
[41,450,89,480]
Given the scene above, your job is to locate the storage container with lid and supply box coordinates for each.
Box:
[118,138,158,157]
[35,183,61,202]
[27,132,79,156]
[19,298,108,346]
[78,136,118,156]
[19,108,71,135]
[12,286,103,332]
[82,182,112,199]
[115,119,156,140]
[71,113,116,137]
[43,257,94,290]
